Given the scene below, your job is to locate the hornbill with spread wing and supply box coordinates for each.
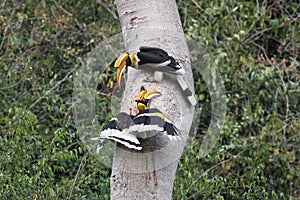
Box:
[92,86,182,152]
[91,87,162,151]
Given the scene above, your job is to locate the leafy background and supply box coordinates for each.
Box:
[0,0,299,199]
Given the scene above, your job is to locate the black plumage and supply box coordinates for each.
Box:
[137,46,182,72]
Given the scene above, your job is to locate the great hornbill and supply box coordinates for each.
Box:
[114,46,197,105]
[92,86,181,151]
[129,86,181,140]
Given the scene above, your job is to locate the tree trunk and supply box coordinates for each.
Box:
[111,0,194,199]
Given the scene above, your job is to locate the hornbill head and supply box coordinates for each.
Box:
[135,86,162,111]
[114,53,138,86]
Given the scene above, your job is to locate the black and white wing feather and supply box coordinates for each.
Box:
[92,112,142,152]
[129,108,181,140]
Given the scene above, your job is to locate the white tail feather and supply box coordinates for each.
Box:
[176,75,197,105]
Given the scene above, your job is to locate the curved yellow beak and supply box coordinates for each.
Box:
[136,86,162,101]
[114,53,138,87]
[136,87,161,111]
[115,53,129,87]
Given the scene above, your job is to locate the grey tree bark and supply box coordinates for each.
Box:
[111,0,194,199]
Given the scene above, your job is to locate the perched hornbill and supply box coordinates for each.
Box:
[91,87,162,151]
[129,86,182,140]
[114,46,197,105]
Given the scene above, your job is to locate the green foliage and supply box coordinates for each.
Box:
[0,0,115,199]
[0,0,299,199]
[174,0,299,199]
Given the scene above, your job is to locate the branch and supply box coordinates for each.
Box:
[67,152,90,200]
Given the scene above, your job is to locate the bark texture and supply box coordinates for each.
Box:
[111,0,194,199]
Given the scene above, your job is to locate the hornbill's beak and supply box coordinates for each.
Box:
[114,53,138,87]
[137,86,162,101]
[130,86,181,139]
[135,86,162,111]
[115,53,129,87]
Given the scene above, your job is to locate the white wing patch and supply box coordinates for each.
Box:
[129,124,163,132]
[146,60,171,68]
[93,128,142,151]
